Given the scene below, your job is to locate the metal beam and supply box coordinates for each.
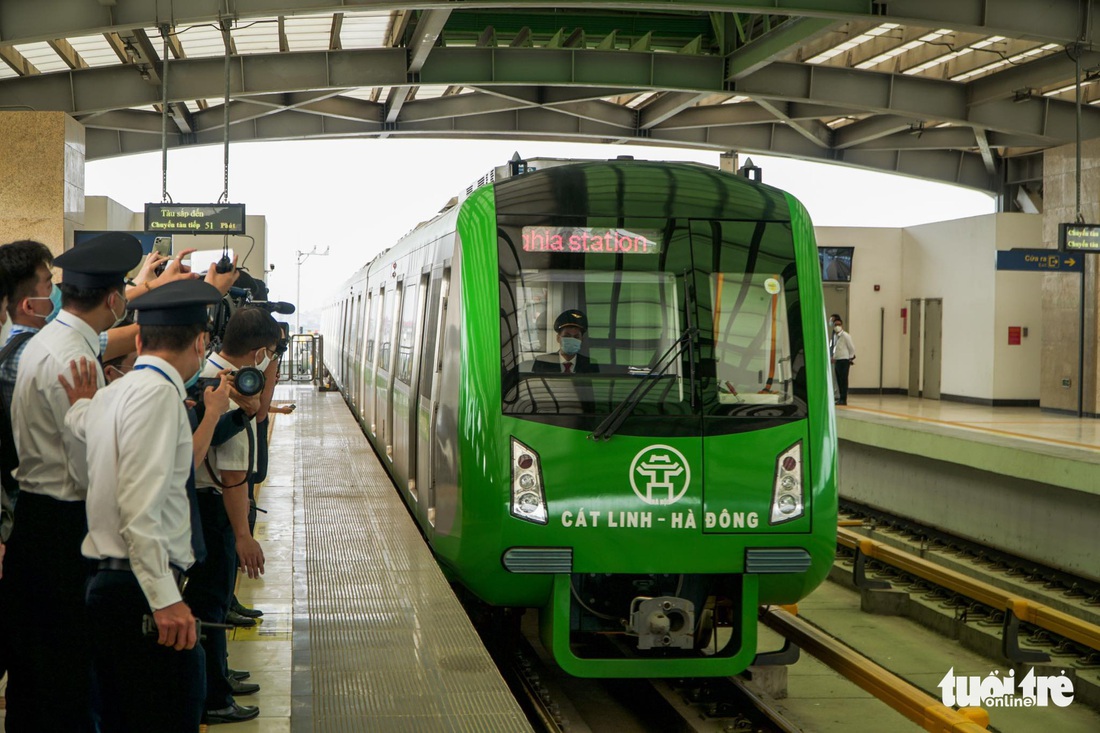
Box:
[833,114,918,149]
[726,17,838,80]
[0,1,1094,48]
[967,50,1100,106]
[755,97,832,147]
[638,92,708,129]
[0,45,39,76]
[47,38,89,70]
[407,10,452,74]
[974,127,997,174]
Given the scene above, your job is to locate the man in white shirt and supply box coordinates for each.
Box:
[831,316,856,406]
[2,232,142,733]
[72,278,223,732]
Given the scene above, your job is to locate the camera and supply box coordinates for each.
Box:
[188,366,265,401]
[215,253,234,274]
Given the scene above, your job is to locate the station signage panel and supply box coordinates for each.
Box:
[1059,223,1100,253]
[995,249,1083,273]
[145,203,246,234]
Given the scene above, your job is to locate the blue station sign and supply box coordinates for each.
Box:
[996,249,1084,273]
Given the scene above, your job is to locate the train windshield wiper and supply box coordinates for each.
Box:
[591,326,697,441]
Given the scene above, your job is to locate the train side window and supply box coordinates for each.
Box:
[418,272,441,396]
[396,280,419,384]
[367,288,380,364]
[379,282,399,372]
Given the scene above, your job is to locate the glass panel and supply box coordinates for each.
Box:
[710,273,792,406]
[379,287,396,372]
[396,282,418,384]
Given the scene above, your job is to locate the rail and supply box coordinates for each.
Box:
[761,606,990,733]
[838,527,1100,662]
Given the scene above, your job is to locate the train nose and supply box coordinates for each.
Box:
[629,596,695,649]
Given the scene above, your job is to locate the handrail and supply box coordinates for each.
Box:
[761,607,989,733]
[838,527,1100,653]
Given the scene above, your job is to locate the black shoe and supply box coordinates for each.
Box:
[231,599,264,618]
[229,676,261,696]
[226,610,257,627]
[229,668,251,681]
[204,702,260,725]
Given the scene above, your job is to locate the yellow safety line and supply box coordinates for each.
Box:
[842,405,1100,452]
[761,607,990,732]
[838,528,1100,652]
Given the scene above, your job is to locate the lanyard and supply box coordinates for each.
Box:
[134,363,176,387]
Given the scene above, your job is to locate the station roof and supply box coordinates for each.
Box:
[0,1,1096,194]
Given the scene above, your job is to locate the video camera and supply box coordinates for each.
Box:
[208,274,295,354]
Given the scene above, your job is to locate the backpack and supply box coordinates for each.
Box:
[0,331,35,499]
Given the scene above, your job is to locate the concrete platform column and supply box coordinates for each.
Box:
[0,112,85,257]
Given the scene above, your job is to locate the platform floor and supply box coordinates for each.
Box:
[840,394,1100,451]
[230,384,531,732]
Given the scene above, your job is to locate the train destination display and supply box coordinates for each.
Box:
[1060,223,1100,253]
[145,203,247,234]
[522,226,661,254]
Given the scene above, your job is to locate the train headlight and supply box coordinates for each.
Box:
[511,437,547,525]
[769,442,804,525]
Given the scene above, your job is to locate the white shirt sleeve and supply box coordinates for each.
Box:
[115,385,187,610]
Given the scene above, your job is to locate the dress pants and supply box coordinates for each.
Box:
[183,490,237,710]
[834,358,852,404]
[2,492,94,733]
[86,569,205,733]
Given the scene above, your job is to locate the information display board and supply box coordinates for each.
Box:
[145,203,246,234]
[1059,223,1100,253]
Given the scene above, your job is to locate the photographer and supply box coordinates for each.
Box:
[190,306,279,724]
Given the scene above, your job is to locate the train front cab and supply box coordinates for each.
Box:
[461,162,837,678]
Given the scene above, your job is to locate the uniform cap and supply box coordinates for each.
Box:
[129,279,222,326]
[554,309,588,333]
[56,232,143,289]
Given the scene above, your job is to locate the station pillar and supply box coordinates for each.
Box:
[1041,140,1100,416]
[0,112,86,258]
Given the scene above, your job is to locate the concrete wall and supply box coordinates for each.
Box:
[817,213,1043,402]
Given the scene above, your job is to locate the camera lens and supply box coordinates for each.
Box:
[234,366,265,397]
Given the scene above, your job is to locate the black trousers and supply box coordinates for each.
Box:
[834,358,852,404]
[183,490,237,709]
[86,570,205,733]
[2,492,94,733]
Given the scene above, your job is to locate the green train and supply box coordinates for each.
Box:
[323,158,837,678]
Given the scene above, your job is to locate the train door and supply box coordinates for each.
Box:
[358,293,371,423]
[403,272,430,500]
[352,293,363,412]
[376,285,397,457]
[422,267,450,528]
[908,298,922,397]
[365,288,380,435]
[392,277,419,492]
[923,298,943,400]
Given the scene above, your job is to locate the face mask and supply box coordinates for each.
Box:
[26,284,62,324]
[108,293,128,329]
[256,349,272,372]
[834,325,843,334]
[184,338,205,390]
[560,337,582,356]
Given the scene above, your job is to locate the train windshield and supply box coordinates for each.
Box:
[499,215,808,435]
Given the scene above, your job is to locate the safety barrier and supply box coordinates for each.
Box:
[838,527,1100,663]
[761,606,990,732]
[281,334,323,383]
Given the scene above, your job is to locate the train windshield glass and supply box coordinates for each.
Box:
[499,214,807,434]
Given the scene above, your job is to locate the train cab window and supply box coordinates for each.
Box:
[498,216,807,433]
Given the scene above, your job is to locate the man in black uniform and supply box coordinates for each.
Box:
[532,309,599,374]
[70,279,224,732]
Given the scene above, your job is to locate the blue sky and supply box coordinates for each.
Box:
[86,139,996,320]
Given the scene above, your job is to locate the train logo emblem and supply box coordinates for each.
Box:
[629,445,691,506]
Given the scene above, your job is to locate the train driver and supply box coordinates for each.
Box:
[532,309,599,374]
